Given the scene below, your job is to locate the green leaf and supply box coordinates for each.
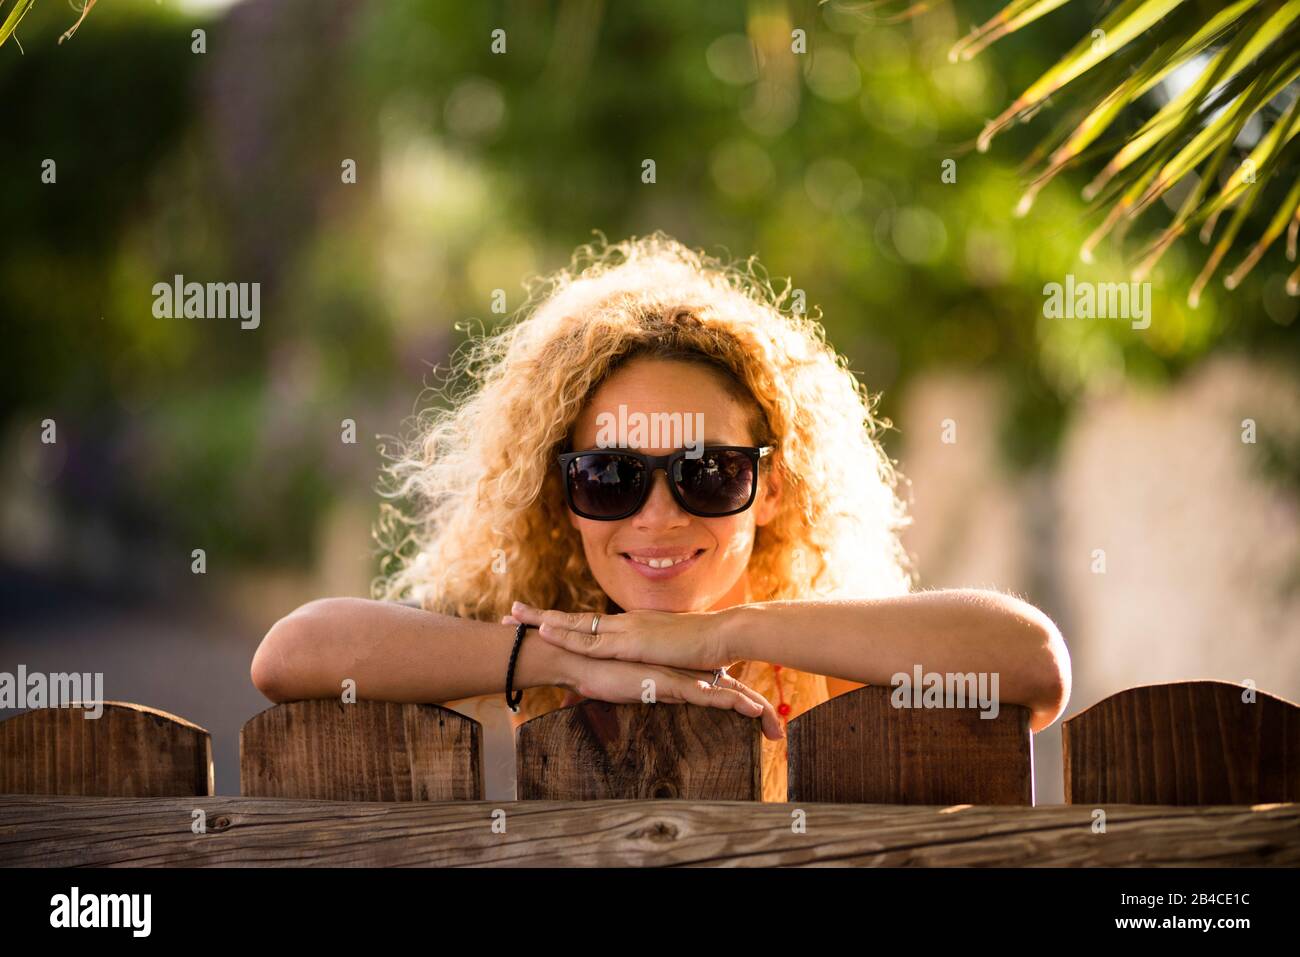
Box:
[1133,51,1300,217]
[1224,174,1300,288]
[1053,0,1256,168]
[949,0,1073,62]
[0,0,38,49]
[1083,1,1300,198]
[977,0,1191,152]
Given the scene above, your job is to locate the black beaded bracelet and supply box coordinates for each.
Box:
[504,621,529,713]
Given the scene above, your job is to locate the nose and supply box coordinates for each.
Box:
[633,467,688,528]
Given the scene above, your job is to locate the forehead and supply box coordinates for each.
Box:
[570,357,755,447]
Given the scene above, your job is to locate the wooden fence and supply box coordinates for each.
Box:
[4,679,1298,866]
[1063,681,1300,804]
[0,701,212,797]
[3,680,1296,805]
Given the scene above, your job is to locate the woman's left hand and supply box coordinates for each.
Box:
[507,601,735,672]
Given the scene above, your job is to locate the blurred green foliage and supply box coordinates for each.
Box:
[2,0,1296,576]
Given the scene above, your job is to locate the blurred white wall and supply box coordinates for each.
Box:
[899,354,1300,804]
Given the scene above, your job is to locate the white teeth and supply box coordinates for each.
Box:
[628,553,693,568]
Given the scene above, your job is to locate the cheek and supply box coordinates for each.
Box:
[573,519,614,563]
[711,517,757,564]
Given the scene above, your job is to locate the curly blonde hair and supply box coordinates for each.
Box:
[375,231,914,717]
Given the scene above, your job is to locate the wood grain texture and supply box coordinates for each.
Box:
[1,795,1295,867]
[0,702,212,797]
[1064,680,1300,805]
[787,685,1033,805]
[516,700,760,800]
[240,700,483,801]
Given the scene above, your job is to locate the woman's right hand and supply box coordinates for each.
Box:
[565,655,785,741]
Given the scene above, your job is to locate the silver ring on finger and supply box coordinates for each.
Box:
[590,613,601,635]
[710,667,727,688]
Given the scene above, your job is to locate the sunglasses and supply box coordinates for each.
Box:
[557,445,775,521]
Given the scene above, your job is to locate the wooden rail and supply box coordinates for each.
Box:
[1,795,1295,867]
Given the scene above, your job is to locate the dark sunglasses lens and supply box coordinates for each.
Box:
[567,454,646,518]
[673,450,756,515]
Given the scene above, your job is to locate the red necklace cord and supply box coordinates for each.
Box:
[772,663,791,720]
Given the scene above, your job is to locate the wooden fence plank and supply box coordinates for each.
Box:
[240,700,483,801]
[0,702,212,797]
[787,685,1033,805]
[2,795,1296,867]
[516,701,761,800]
[1063,680,1300,805]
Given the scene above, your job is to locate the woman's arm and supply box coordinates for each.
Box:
[250,597,785,738]
[250,598,574,704]
[721,589,1071,733]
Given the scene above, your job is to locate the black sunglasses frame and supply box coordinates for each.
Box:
[557,445,775,521]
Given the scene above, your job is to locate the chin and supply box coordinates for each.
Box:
[608,579,710,613]
[617,589,698,613]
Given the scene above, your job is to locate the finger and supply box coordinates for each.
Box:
[715,675,784,740]
[673,668,782,740]
[671,675,768,726]
[535,622,622,659]
[509,602,546,626]
[500,615,521,625]
[511,602,588,633]
[513,601,631,635]
[710,673,783,740]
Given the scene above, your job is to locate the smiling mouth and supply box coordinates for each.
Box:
[621,548,706,569]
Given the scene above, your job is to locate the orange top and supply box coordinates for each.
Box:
[730,659,830,802]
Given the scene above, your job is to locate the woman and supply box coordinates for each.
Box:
[251,232,1071,802]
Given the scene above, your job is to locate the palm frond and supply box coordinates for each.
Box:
[0,0,97,49]
[0,0,38,49]
[933,0,1300,303]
